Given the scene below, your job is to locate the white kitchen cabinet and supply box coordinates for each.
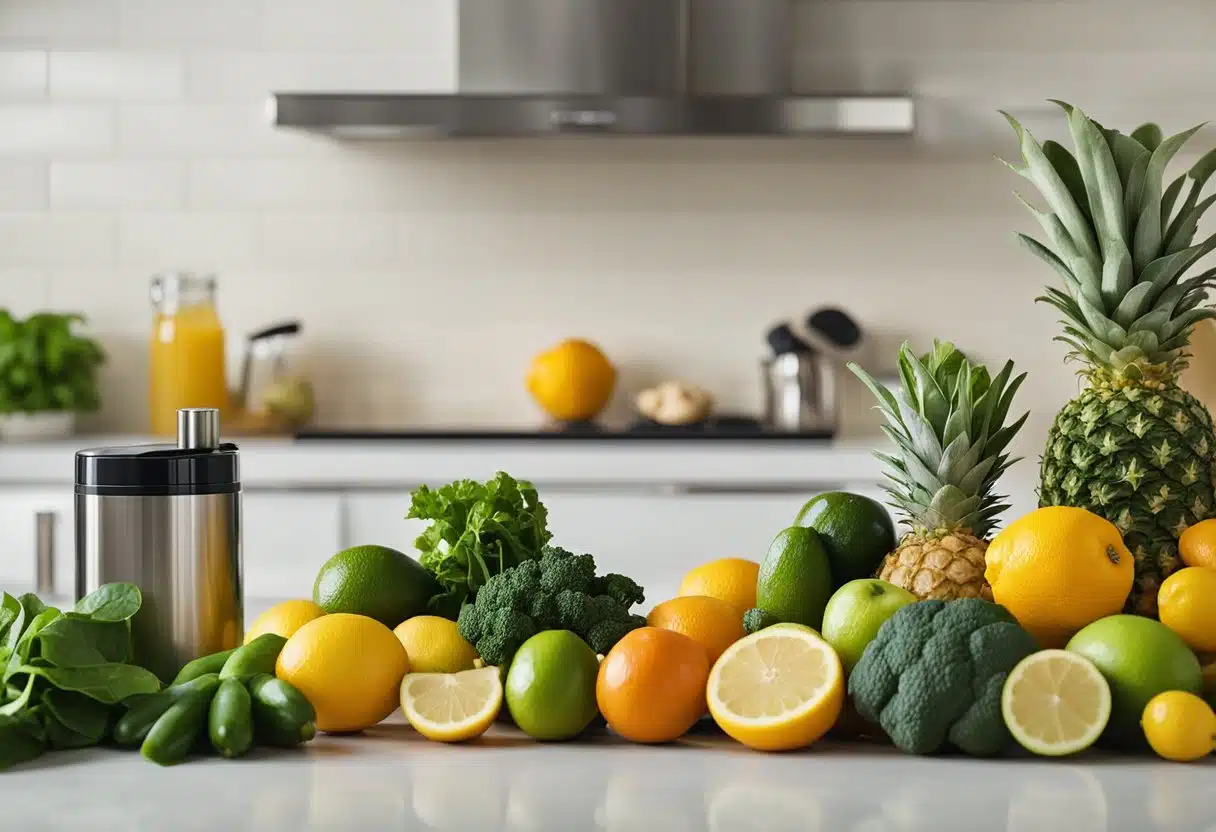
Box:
[241,492,344,602]
[340,488,894,612]
[0,486,76,603]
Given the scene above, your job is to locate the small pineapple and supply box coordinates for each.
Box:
[1002,102,1216,615]
[850,342,1028,601]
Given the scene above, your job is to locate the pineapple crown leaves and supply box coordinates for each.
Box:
[848,342,1029,538]
[999,101,1216,385]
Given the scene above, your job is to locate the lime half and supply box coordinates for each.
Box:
[1002,649,1111,756]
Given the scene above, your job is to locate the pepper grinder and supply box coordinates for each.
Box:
[75,408,243,682]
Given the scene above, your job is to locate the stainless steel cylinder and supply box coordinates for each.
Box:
[762,351,838,433]
[75,492,242,682]
[177,407,220,450]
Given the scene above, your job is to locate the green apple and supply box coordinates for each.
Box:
[821,579,917,672]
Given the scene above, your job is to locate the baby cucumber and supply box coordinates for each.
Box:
[208,677,255,758]
[113,673,220,748]
[247,673,317,747]
[140,681,219,766]
[171,647,237,686]
[219,634,288,680]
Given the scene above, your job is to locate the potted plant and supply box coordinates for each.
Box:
[0,309,106,441]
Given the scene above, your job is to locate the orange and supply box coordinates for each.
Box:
[1158,567,1216,653]
[646,595,745,664]
[677,558,760,616]
[596,627,710,743]
[1179,519,1216,572]
[276,613,409,733]
[985,506,1134,648]
[525,338,616,422]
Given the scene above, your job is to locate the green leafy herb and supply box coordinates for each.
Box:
[0,309,106,414]
[73,583,141,623]
[0,583,155,771]
[407,472,552,617]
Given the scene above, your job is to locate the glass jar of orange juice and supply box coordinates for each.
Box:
[149,273,230,436]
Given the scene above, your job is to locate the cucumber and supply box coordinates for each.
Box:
[208,678,254,758]
[171,647,237,686]
[140,682,219,766]
[247,674,317,747]
[113,674,221,748]
[219,634,288,680]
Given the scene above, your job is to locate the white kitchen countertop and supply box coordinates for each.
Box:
[4,720,1211,831]
[0,435,886,490]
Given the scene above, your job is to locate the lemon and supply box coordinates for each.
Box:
[677,558,760,616]
[276,613,409,733]
[1141,691,1216,762]
[400,666,503,743]
[525,338,616,422]
[707,625,843,751]
[1157,567,1216,653]
[1001,650,1112,757]
[393,615,480,674]
[244,600,326,644]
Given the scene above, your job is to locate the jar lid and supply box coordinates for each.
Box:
[75,443,240,496]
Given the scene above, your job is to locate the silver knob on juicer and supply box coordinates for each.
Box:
[178,407,221,450]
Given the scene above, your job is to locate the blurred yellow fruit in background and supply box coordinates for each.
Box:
[1158,567,1216,653]
[678,558,759,616]
[1179,519,1216,571]
[245,599,326,644]
[526,338,616,422]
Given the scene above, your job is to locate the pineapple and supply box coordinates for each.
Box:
[1002,102,1216,616]
[850,342,1028,601]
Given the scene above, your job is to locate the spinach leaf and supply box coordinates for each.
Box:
[0,675,36,717]
[4,608,61,683]
[21,663,160,704]
[42,710,95,750]
[42,689,108,745]
[18,593,47,622]
[0,712,45,771]
[0,593,19,643]
[73,583,141,623]
[35,615,131,668]
[3,599,25,652]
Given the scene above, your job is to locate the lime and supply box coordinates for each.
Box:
[1066,614,1203,747]
[820,579,916,673]
[505,630,600,740]
[795,492,896,585]
[313,545,439,628]
[1002,650,1111,756]
[755,526,834,630]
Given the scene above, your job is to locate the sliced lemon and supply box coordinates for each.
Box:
[400,666,502,743]
[1001,649,1111,757]
[706,625,843,751]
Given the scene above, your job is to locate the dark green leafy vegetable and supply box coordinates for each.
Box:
[457,545,646,666]
[408,472,553,617]
[0,583,155,770]
[0,309,106,414]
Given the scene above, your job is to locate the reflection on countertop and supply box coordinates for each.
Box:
[4,720,1212,831]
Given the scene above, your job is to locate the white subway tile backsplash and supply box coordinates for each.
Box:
[0,105,115,153]
[262,0,454,53]
[187,53,455,102]
[0,51,47,98]
[258,214,399,268]
[0,214,117,267]
[0,0,119,48]
[49,52,184,101]
[118,0,267,49]
[51,160,185,209]
[119,212,258,267]
[0,270,49,314]
[118,103,332,155]
[0,160,48,210]
[187,159,410,210]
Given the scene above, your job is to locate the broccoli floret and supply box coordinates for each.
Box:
[584,613,646,655]
[743,608,782,634]
[591,573,646,609]
[456,543,646,666]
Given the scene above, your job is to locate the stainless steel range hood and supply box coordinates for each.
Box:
[269,0,914,139]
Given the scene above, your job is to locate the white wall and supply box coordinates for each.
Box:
[2,0,1216,473]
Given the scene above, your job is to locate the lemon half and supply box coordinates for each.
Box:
[1002,649,1111,757]
[401,666,503,743]
[707,625,843,751]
